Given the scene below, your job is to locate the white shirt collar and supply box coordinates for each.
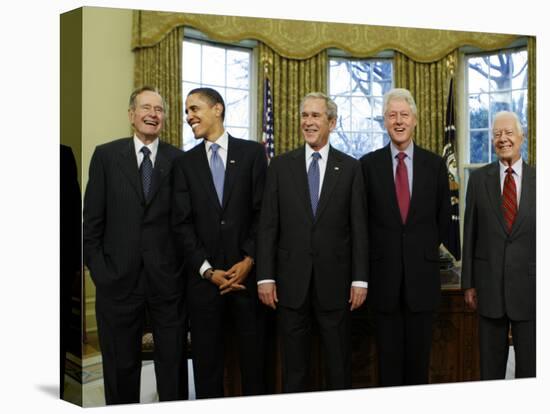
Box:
[390,140,414,160]
[305,142,330,161]
[133,135,159,158]
[499,157,523,178]
[205,131,229,152]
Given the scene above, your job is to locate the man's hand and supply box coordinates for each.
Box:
[219,257,254,294]
[208,269,240,289]
[258,282,278,309]
[464,288,477,311]
[349,286,367,311]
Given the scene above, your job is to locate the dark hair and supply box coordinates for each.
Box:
[187,87,225,121]
[128,86,165,110]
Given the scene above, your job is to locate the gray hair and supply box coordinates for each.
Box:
[383,88,417,117]
[300,92,338,120]
[129,86,166,113]
[492,111,524,137]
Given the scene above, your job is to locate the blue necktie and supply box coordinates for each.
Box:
[140,146,153,201]
[308,152,321,215]
[210,143,225,205]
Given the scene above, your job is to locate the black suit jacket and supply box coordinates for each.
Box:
[360,143,450,313]
[257,145,368,311]
[461,161,536,321]
[83,137,184,299]
[172,135,267,292]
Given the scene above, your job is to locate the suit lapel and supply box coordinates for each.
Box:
[146,142,171,205]
[510,162,534,235]
[485,162,508,234]
[315,147,342,221]
[193,141,223,211]
[221,136,241,209]
[117,138,144,202]
[407,145,427,225]
[289,146,314,221]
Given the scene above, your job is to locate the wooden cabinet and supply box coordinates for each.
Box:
[347,285,479,389]
[224,272,480,394]
[429,287,480,383]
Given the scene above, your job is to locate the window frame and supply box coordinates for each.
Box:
[327,53,394,159]
[181,32,257,151]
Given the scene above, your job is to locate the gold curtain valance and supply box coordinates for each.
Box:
[133,10,521,62]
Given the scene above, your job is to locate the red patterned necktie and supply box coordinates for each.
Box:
[502,167,517,233]
[395,152,410,224]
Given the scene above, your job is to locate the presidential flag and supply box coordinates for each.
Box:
[262,77,275,160]
[442,77,461,261]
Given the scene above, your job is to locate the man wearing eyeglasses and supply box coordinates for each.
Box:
[462,111,536,379]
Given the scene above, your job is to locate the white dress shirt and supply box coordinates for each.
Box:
[259,143,367,289]
[133,135,159,168]
[499,157,523,206]
[199,131,229,278]
[204,131,229,168]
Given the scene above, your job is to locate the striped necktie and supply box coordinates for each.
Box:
[502,167,517,233]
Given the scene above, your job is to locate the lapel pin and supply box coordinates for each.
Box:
[230,159,236,164]
[334,166,340,170]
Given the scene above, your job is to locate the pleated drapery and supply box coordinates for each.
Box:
[257,43,327,155]
[134,25,184,147]
[394,51,458,155]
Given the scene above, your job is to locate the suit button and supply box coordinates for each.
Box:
[221,220,226,225]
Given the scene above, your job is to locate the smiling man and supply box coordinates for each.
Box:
[462,111,536,379]
[257,92,368,392]
[172,87,267,398]
[83,86,188,404]
[360,88,451,386]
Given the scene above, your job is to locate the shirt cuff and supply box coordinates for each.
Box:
[199,260,213,278]
[351,281,368,288]
[257,279,276,285]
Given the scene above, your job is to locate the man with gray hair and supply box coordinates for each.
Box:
[462,111,536,379]
[360,88,451,386]
[84,86,188,403]
[257,92,368,392]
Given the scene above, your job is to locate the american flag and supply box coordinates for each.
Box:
[262,77,275,160]
[442,77,461,261]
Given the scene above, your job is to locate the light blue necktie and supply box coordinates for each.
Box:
[210,143,225,205]
[308,152,321,215]
[140,146,153,201]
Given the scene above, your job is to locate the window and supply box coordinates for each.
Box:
[329,58,393,159]
[464,49,528,175]
[182,39,254,151]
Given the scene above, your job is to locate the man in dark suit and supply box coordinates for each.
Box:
[360,88,451,386]
[173,87,267,398]
[83,86,188,404]
[462,111,536,379]
[257,92,368,392]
